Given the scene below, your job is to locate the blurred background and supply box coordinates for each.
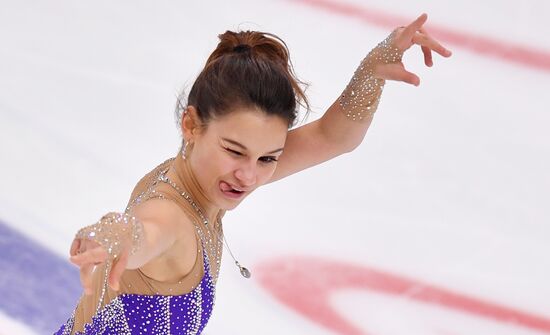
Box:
[1,0,549,334]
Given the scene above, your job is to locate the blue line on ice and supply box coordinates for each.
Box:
[0,220,81,333]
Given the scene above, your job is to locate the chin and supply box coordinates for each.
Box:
[217,193,249,211]
[215,201,239,212]
[222,204,239,211]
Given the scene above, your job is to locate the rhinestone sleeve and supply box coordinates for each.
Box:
[339,31,403,121]
[75,212,144,258]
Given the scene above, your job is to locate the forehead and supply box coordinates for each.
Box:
[206,108,288,147]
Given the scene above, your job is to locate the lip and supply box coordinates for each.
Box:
[219,181,248,200]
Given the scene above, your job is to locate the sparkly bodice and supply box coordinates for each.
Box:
[55,157,224,335]
[54,246,216,335]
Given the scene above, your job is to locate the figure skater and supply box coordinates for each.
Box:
[56,13,452,334]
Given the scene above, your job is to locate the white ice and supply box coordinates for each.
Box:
[0,0,548,334]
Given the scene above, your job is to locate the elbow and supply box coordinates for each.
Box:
[341,135,365,154]
[343,143,358,154]
[318,126,363,156]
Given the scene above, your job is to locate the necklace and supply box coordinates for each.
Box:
[158,173,251,279]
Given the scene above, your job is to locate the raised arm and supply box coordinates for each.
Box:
[269,14,451,183]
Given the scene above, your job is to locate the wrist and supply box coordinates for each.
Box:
[339,31,403,121]
[75,212,144,259]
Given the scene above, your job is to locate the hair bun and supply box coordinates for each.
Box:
[207,30,290,68]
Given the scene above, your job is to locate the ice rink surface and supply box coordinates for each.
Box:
[1,0,549,334]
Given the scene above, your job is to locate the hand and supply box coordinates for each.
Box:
[69,237,130,295]
[374,13,452,86]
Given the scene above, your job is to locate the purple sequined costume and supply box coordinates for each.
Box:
[54,248,216,335]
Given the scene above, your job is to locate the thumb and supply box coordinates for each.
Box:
[377,63,420,86]
[70,239,81,257]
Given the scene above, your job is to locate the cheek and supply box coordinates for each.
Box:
[193,147,232,182]
[257,164,278,184]
[211,152,239,177]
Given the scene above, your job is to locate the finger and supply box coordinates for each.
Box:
[70,246,108,266]
[412,32,452,57]
[380,64,420,86]
[422,45,433,67]
[108,250,129,291]
[82,239,101,251]
[79,263,95,295]
[70,239,81,257]
[402,13,428,39]
[70,248,105,266]
[418,28,433,67]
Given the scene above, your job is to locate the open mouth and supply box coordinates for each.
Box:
[220,181,246,197]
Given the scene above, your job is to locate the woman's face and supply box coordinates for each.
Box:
[186,107,288,211]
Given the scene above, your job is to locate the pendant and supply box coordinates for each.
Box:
[239,266,251,279]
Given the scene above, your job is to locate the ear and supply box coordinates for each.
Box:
[181,106,202,142]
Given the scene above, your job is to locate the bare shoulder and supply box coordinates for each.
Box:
[131,198,196,246]
[126,158,174,208]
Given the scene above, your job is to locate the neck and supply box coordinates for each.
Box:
[168,153,221,223]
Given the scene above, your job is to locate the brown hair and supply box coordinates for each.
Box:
[177,30,309,129]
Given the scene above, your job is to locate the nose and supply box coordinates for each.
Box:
[234,161,257,187]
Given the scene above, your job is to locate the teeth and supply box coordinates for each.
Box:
[221,181,244,193]
[230,184,242,192]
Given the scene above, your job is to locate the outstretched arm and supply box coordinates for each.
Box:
[269,13,451,183]
[69,199,196,294]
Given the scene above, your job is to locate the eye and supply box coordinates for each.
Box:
[259,156,278,164]
[225,147,243,156]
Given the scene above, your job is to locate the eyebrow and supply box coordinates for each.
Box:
[221,137,284,155]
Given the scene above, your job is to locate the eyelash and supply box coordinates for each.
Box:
[224,148,278,163]
[259,156,278,163]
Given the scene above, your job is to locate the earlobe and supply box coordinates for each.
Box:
[182,106,200,141]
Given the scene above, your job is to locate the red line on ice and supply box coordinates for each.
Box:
[290,0,550,72]
[256,256,550,335]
